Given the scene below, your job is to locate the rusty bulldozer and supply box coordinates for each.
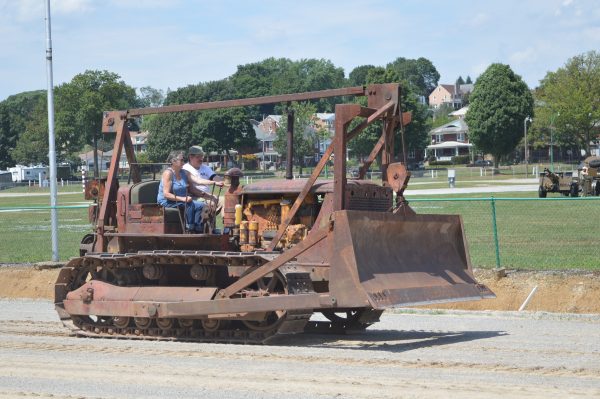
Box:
[55,83,494,343]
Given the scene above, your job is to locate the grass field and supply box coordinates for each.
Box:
[0,192,90,263]
[411,197,600,270]
[1,180,598,270]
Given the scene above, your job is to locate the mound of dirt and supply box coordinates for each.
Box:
[1,265,599,313]
[425,269,600,314]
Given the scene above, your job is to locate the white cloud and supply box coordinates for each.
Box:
[464,12,490,28]
[0,0,93,22]
[583,27,600,42]
[107,0,180,9]
[509,48,537,64]
[52,0,94,14]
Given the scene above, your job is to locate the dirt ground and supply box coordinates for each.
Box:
[1,265,599,313]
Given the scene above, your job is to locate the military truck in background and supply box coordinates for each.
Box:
[577,156,600,197]
[538,168,579,197]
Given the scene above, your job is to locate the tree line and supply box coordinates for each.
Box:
[0,51,598,172]
[466,50,599,167]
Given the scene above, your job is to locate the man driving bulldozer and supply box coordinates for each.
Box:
[183,146,224,208]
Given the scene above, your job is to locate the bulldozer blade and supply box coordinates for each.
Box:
[328,210,495,309]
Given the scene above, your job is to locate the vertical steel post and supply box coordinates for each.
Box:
[333,105,348,211]
[286,106,294,179]
[45,0,59,261]
[491,196,501,269]
[524,118,528,176]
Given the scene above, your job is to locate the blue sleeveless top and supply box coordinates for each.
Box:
[157,168,188,205]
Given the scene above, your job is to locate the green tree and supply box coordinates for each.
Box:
[431,103,456,129]
[274,102,318,174]
[534,51,600,156]
[348,65,376,86]
[147,58,346,163]
[145,112,200,162]
[54,70,137,175]
[456,76,465,85]
[465,63,534,167]
[0,104,12,168]
[385,57,440,98]
[230,58,345,116]
[145,79,255,162]
[0,90,46,168]
[137,86,165,108]
[466,76,473,84]
[11,97,48,165]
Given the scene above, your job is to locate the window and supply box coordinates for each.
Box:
[457,133,465,142]
[435,134,443,142]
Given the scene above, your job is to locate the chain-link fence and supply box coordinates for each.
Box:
[410,197,600,270]
[1,197,599,270]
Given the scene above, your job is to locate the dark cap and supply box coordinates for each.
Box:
[188,145,205,156]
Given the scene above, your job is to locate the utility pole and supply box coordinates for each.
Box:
[45,0,59,261]
[524,116,532,177]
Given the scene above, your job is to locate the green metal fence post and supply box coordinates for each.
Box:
[490,196,501,269]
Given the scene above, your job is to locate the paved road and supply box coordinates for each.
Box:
[405,184,538,196]
[405,177,539,195]
[1,299,599,398]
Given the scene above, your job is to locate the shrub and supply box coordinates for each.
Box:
[429,160,453,166]
[451,155,470,165]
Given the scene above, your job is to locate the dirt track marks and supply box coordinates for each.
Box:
[2,301,600,398]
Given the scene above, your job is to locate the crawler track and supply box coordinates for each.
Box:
[54,251,314,344]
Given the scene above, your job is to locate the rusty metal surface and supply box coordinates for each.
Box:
[84,179,106,201]
[223,187,242,228]
[333,104,360,211]
[63,280,327,318]
[101,111,125,134]
[66,280,217,303]
[125,86,366,117]
[95,118,126,252]
[328,210,494,309]
[366,84,400,111]
[381,117,396,184]
[286,108,294,180]
[386,162,410,194]
[103,233,233,252]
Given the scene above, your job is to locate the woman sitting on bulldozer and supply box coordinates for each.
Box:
[157,150,207,232]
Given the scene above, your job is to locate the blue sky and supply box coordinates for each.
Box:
[0,0,598,101]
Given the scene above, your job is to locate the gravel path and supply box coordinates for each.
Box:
[1,299,599,398]
[405,184,538,196]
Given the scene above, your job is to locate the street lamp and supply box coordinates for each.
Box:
[524,116,532,176]
[550,112,560,172]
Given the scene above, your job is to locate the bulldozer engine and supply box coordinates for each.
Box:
[237,194,317,251]
[55,83,494,344]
